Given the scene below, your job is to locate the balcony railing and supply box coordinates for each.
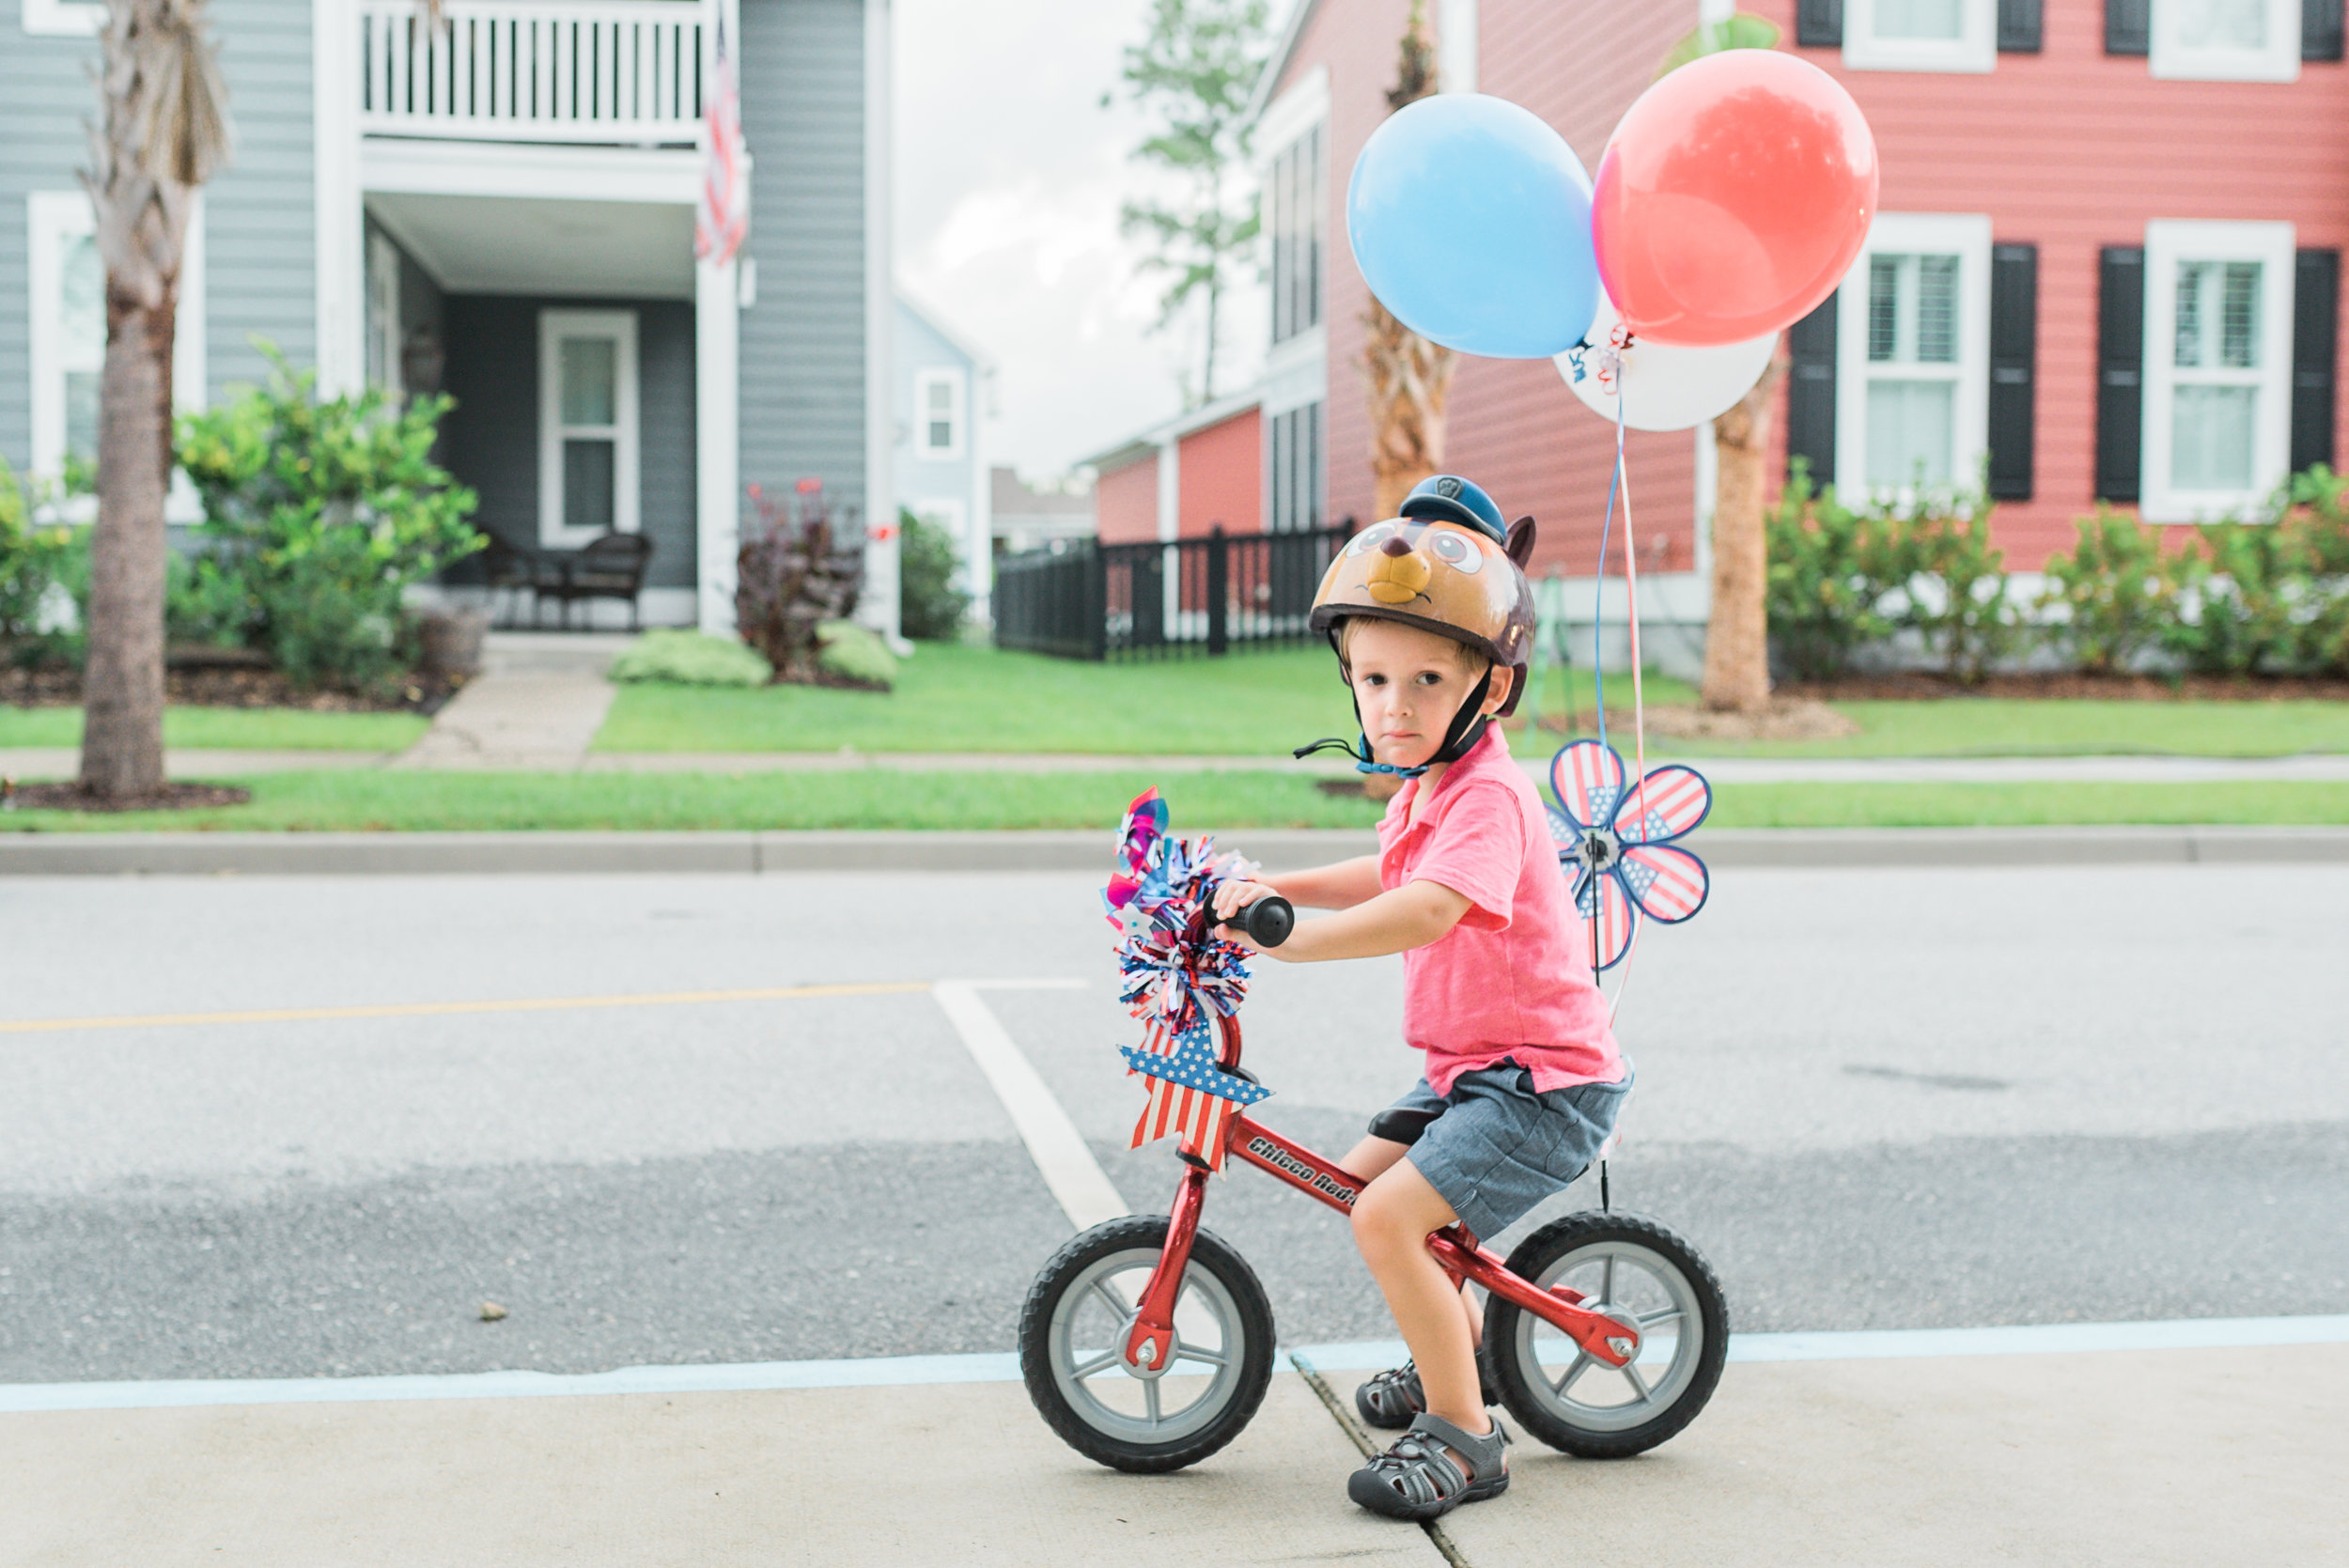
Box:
[360,0,709,146]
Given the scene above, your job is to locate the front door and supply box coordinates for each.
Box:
[537,308,640,548]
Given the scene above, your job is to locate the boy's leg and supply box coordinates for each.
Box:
[1343,1136,1482,1350]
[1351,1158,1494,1453]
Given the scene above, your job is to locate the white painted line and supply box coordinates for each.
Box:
[12,1314,2346,1415]
[0,1353,1028,1415]
[1287,1313,2349,1373]
[930,980,1128,1232]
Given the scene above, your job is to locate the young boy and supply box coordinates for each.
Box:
[1213,474,1630,1522]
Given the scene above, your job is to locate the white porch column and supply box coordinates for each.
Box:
[696,257,741,635]
[311,0,365,395]
[861,0,900,643]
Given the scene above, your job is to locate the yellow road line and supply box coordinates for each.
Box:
[0,981,935,1036]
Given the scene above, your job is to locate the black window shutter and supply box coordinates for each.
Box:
[1796,0,1843,48]
[2293,249,2340,474]
[1785,293,1838,487]
[2106,0,2150,54]
[2096,247,2145,504]
[1987,244,2038,501]
[1999,0,2043,52]
[2307,0,2345,61]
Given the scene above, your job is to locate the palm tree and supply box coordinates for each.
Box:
[1361,2,1455,519]
[77,0,231,800]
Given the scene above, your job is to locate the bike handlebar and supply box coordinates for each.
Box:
[1209,895,1294,949]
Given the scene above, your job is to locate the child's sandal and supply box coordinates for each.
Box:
[1353,1352,1503,1431]
[1346,1411,1511,1521]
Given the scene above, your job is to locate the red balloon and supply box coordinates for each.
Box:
[1593,51,1878,347]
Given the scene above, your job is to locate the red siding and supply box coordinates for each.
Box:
[1283,0,2349,571]
[1176,409,1265,536]
[1096,453,1159,544]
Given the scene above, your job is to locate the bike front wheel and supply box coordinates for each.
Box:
[1484,1211,1729,1459]
[1018,1215,1276,1473]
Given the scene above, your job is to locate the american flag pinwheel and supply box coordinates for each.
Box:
[1548,739,1714,971]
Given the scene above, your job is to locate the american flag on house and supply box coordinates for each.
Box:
[695,16,749,267]
[1122,1013,1270,1172]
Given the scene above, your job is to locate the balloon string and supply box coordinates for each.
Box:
[1611,401,1650,1026]
[1591,386,1626,753]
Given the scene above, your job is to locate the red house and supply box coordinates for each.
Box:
[1219,0,2347,626]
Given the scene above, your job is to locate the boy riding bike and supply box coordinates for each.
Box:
[1213,474,1632,1522]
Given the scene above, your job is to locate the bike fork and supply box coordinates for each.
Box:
[1121,1158,1209,1374]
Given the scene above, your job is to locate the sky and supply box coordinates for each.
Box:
[892,0,1272,486]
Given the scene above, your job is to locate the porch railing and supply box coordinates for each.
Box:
[993,523,1354,661]
[360,1,709,146]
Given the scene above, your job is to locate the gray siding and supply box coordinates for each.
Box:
[440,295,696,590]
[0,0,314,473]
[206,0,318,391]
[0,19,107,471]
[739,0,868,520]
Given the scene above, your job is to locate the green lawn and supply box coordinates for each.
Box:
[3,769,2343,833]
[594,644,2349,761]
[0,706,428,752]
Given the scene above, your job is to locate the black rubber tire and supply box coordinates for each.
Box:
[1484,1211,1729,1459]
[1018,1215,1277,1474]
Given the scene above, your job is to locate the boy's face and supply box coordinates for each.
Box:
[1345,618,1504,769]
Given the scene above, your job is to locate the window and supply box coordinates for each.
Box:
[1267,401,1324,533]
[1843,0,1997,70]
[366,231,404,398]
[21,0,102,37]
[537,309,639,547]
[2140,220,2295,521]
[1835,212,1992,497]
[914,367,966,459]
[1268,125,1325,347]
[27,191,205,501]
[2152,0,2302,80]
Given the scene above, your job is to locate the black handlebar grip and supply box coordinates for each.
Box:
[1216,895,1294,948]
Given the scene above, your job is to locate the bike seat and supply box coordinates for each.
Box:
[1367,1106,1442,1147]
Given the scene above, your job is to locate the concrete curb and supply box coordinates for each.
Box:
[0,824,2344,876]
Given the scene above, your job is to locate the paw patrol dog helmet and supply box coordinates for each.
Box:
[1300,475,1539,775]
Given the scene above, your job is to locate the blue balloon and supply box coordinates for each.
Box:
[1346,94,1598,361]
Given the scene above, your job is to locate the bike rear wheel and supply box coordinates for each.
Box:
[1019,1215,1275,1473]
[1484,1211,1729,1458]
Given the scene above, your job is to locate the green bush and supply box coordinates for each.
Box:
[898,506,972,642]
[175,351,482,693]
[0,458,83,666]
[1764,461,1904,680]
[2169,519,2313,675]
[609,629,772,687]
[1901,501,2017,684]
[816,618,896,690]
[2038,509,2188,675]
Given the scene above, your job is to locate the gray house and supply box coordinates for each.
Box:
[0,0,895,636]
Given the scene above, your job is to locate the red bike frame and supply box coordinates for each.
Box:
[1117,1013,1641,1377]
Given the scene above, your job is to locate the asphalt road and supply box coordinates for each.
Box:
[3,861,2345,1384]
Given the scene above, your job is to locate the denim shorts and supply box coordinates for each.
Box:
[1377,1061,1634,1241]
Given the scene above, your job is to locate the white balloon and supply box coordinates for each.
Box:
[1554,291,1776,432]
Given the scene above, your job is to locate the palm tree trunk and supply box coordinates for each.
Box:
[1699,352,1785,715]
[79,284,177,797]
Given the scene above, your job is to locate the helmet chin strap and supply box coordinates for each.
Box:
[1294,662,1495,780]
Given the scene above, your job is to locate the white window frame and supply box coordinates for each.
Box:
[366,229,405,398]
[2151,0,2301,83]
[1843,0,1997,72]
[2140,219,2296,523]
[537,308,640,549]
[1834,211,1993,504]
[913,366,966,460]
[21,0,102,37]
[27,190,205,520]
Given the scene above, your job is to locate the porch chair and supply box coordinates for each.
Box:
[543,531,656,630]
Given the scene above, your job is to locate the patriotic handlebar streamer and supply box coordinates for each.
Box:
[1548,738,1714,971]
[1103,788,1269,1169]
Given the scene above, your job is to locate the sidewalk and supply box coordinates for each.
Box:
[7,1338,2341,1566]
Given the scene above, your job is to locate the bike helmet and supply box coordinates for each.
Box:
[1298,475,1539,778]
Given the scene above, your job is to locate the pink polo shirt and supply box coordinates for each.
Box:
[1377,725,1623,1096]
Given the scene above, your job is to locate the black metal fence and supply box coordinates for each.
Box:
[993,523,1354,660]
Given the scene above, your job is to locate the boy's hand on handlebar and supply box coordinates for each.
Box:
[1212,879,1283,923]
